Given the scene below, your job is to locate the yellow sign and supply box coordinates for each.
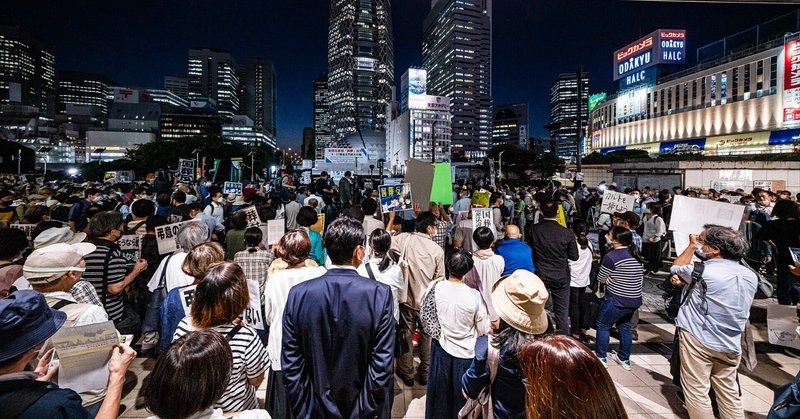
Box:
[556,203,567,228]
[310,213,325,234]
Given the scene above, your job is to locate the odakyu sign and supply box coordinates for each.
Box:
[613,29,686,81]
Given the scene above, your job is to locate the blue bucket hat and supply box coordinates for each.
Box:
[0,290,66,363]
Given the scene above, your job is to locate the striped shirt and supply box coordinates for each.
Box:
[83,240,128,321]
[598,247,643,308]
[173,319,269,412]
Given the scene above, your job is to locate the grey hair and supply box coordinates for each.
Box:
[702,224,750,260]
[88,211,123,239]
[176,221,209,251]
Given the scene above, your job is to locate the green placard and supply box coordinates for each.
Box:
[430,163,454,205]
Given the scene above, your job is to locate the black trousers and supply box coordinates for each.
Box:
[544,280,570,334]
[568,286,585,335]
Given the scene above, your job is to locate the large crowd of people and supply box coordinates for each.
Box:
[0,169,796,418]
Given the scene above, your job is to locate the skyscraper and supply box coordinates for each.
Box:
[164,76,189,100]
[548,72,589,160]
[327,0,394,143]
[423,0,492,162]
[239,58,276,138]
[58,71,115,115]
[492,103,528,149]
[313,75,332,159]
[187,48,240,116]
[0,25,56,115]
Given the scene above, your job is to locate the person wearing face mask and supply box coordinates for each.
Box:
[629,188,644,219]
[0,190,19,224]
[668,226,757,419]
[83,211,148,336]
[68,188,101,233]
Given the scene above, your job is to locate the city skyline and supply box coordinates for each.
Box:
[5,0,800,149]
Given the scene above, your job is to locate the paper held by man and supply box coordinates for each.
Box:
[51,321,119,394]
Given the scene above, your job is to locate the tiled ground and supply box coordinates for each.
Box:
[120,273,800,418]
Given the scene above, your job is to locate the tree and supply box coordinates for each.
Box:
[483,144,565,181]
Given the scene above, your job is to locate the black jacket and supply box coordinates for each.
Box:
[527,219,580,284]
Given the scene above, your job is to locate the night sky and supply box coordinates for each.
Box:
[5,1,799,149]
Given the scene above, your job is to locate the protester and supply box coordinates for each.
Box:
[757,199,800,305]
[0,290,136,418]
[390,211,446,387]
[284,191,300,230]
[642,202,667,275]
[173,262,269,412]
[569,219,594,342]
[669,225,757,418]
[428,202,453,251]
[282,217,395,418]
[234,227,274,306]
[296,206,325,266]
[528,199,579,334]
[361,197,385,236]
[225,211,249,261]
[263,229,325,418]
[0,228,28,298]
[357,229,403,322]
[520,334,627,418]
[463,226,504,329]
[594,226,645,369]
[495,224,534,276]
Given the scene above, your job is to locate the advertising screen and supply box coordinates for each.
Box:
[616,86,648,119]
[613,29,686,81]
[588,93,607,113]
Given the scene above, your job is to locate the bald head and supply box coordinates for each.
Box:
[505,225,521,239]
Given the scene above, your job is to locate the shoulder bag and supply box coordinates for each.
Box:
[458,336,500,419]
[419,278,443,340]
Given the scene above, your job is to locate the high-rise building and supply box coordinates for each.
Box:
[58,71,115,115]
[492,103,528,148]
[423,0,492,162]
[313,75,332,159]
[239,58,276,137]
[0,25,56,115]
[549,72,589,160]
[164,76,189,100]
[327,0,394,142]
[187,48,240,116]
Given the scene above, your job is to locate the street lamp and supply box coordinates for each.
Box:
[248,150,257,182]
[498,150,506,183]
[38,147,53,176]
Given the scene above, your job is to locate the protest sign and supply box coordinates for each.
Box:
[178,159,196,183]
[669,195,744,233]
[243,279,265,331]
[118,234,142,267]
[379,183,413,213]
[9,223,35,240]
[155,220,198,255]
[472,208,493,231]
[556,203,567,228]
[404,159,434,211]
[300,169,312,186]
[768,305,800,350]
[178,285,197,314]
[223,182,243,195]
[599,191,635,214]
[471,190,490,208]
[430,163,454,205]
[241,206,261,228]
[51,321,118,394]
[310,213,325,234]
[267,219,285,245]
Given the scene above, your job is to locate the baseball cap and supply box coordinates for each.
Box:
[0,290,66,362]
[23,242,96,285]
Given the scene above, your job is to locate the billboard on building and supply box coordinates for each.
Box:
[783,39,800,126]
[616,86,648,119]
[324,147,368,164]
[613,29,686,81]
[113,88,140,103]
[588,93,607,113]
[409,94,450,111]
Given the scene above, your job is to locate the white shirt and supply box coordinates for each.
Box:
[303,194,323,212]
[204,201,225,225]
[357,258,403,322]
[147,252,194,292]
[147,408,270,419]
[432,280,490,358]
[263,265,326,370]
[362,216,385,237]
[569,241,594,288]
[44,291,108,326]
[463,251,504,322]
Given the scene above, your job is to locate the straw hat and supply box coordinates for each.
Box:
[492,270,549,335]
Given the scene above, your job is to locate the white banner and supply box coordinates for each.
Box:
[324,147,367,164]
[600,191,635,214]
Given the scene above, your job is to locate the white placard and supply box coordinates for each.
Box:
[669,195,745,234]
[472,208,493,230]
[178,285,197,314]
[9,223,35,240]
[600,191,635,214]
[243,279,264,331]
[768,304,800,350]
[241,206,261,228]
[267,219,285,245]
[155,220,198,255]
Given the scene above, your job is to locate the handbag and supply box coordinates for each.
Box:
[420,279,443,340]
[458,336,500,419]
[768,371,800,419]
[143,254,174,336]
[365,263,409,357]
[581,283,605,330]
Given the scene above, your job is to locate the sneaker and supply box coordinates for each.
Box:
[611,351,632,370]
[596,354,608,368]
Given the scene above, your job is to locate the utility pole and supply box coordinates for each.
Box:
[576,65,584,174]
[431,120,437,164]
[17,149,21,175]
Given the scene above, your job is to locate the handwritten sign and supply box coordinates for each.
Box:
[669,195,744,233]
[600,191,635,214]
[300,169,312,186]
[379,183,413,213]
[224,182,242,195]
[243,279,264,331]
[241,206,261,228]
[768,305,800,350]
[9,223,35,240]
[118,234,142,267]
[155,220,198,255]
[178,158,195,183]
[472,208,494,231]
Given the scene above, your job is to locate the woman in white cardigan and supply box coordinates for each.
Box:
[641,202,666,274]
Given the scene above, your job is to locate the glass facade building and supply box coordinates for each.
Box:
[188,48,240,116]
[0,25,56,115]
[549,73,590,160]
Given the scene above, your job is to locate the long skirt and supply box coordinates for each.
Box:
[265,368,294,419]
[643,240,663,272]
[425,340,473,419]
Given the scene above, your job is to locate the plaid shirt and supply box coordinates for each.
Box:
[432,219,453,251]
[71,280,103,307]
[234,248,275,305]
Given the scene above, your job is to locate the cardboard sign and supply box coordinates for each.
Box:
[241,206,261,228]
[472,208,493,231]
[404,159,434,211]
[118,234,142,267]
[243,279,264,331]
[223,182,243,195]
[379,183,413,213]
[768,305,800,350]
[9,223,35,240]
[178,159,195,183]
[155,220,198,255]
[310,213,325,234]
[600,191,635,214]
[669,195,744,234]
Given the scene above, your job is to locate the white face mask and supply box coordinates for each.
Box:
[694,243,710,259]
[758,200,770,207]
[216,197,225,204]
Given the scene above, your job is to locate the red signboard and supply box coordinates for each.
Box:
[785,40,800,90]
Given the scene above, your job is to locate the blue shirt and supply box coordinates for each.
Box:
[671,258,758,354]
[496,238,535,276]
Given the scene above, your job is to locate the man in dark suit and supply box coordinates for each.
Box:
[528,199,580,334]
[282,217,395,418]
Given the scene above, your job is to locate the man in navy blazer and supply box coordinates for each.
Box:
[282,217,396,418]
